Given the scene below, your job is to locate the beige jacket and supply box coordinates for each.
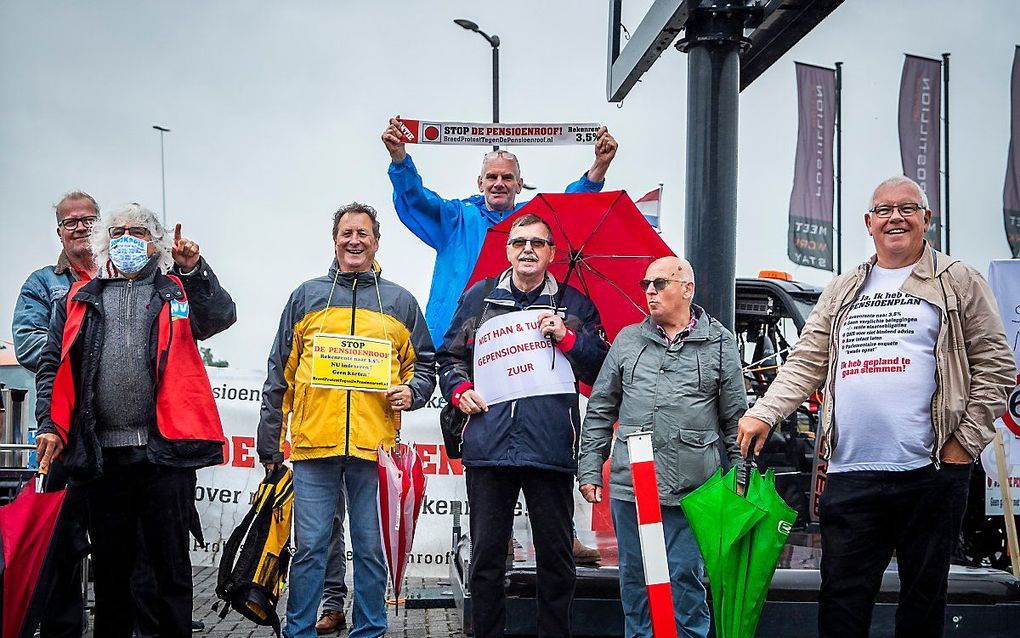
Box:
[746,244,1016,463]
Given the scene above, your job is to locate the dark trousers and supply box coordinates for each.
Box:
[466,467,575,638]
[85,461,195,638]
[818,463,971,638]
[39,462,88,638]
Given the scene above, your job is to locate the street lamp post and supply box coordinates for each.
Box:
[152,125,171,226]
[454,18,500,151]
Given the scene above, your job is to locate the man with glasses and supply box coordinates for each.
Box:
[382,116,617,564]
[578,256,746,638]
[34,203,235,637]
[737,176,1016,638]
[437,214,609,637]
[14,191,99,372]
[12,190,99,638]
[381,116,618,348]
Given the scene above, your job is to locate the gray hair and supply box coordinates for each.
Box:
[480,150,521,180]
[91,203,174,276]
[54,190,99,220]
[870,176,929,209]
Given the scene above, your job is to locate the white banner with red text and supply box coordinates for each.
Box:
[191,367,593,578]
[396,119,600,146]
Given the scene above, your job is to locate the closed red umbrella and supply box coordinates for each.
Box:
[377,438,426,602]
[465,190,675,343]
[0,480,67,638]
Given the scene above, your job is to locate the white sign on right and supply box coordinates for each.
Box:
[982,260,1020,515]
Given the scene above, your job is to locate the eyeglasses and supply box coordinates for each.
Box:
[868,203,925,218]
[108,226,151,239]
[507,237,554,250]
[640,278,689,292]
[57,216,98,231]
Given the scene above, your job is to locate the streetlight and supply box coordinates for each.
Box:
[454,18,500,151]
[152,125,171,226]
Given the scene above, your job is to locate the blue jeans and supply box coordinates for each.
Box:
[611,499,710,638]
[287,457,386,638]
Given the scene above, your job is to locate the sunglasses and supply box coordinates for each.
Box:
[507,237,554,250]
[639,278,688,291]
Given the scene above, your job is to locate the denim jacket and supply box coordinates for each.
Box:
[13,251,81,373]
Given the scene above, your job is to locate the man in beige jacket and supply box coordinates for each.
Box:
[738,176,1016,638]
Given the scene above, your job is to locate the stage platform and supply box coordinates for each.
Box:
[450,528,1020,637]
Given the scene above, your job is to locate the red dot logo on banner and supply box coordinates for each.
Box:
[424,125,440,142]
[1003,377,1020,437]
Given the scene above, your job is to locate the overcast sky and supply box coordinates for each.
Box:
[2,0,1017,371]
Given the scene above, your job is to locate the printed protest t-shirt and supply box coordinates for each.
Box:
[829,264,939,472]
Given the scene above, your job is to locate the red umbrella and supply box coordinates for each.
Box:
[466,191,675,343]
[377,437,426,602]
[0,480,67,638]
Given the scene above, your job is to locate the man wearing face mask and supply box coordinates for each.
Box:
[12,191,98,638]
[33,204,236,637]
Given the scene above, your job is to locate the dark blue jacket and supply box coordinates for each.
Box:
[437,270,608,473]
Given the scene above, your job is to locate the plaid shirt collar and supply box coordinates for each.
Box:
[656,312,698,345]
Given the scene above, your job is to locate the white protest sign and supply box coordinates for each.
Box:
[191,367,590,577]
[473,309,575,406]
[397,119,600,146]
[982,260,1020,515]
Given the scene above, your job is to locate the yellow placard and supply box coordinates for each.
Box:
[310,333,392,391]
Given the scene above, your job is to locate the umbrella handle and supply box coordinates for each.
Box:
[738,452,757,497]
[36,468,48,494]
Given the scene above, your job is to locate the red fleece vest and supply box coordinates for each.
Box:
[50,275,225,445]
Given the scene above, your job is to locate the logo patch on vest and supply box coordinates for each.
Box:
[170,299,190,320]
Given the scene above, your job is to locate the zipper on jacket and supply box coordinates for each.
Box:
[344,276,358,458]
[929,301,947,469]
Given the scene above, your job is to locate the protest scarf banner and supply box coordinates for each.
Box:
[396,118,600,146]
[310,333,391,391]
[472,309,575,405]
[191,367,590,577]
[1004,46,1020,258]
[898,54,942,249]
[787,62,836,271]
[981,260,1020,515]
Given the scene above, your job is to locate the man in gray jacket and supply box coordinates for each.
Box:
[738,176,1016,638]
[578,256,747,638]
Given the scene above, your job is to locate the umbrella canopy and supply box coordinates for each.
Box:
[0,482,67,638]
[377,441,426,600]
[465,191,675,343]
[680,465,796,638]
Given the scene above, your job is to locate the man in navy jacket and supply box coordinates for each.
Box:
[437,213,608,638]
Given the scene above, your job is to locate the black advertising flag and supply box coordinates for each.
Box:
[898,54,942,249]
[788,62,836,271]
[1005,46,1020,258]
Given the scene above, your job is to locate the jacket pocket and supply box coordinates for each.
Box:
[669,429,721,494]
[290,385,343,450]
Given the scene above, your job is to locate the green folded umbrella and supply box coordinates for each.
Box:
[680,465,797,638]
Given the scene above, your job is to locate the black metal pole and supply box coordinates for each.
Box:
[676,3,752,331]
[942,52,950,254]
[492,38,500,151]
[835,61,843,275]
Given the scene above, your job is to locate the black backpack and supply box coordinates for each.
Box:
[212,464,294,636]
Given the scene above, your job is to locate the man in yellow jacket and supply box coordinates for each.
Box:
[257,202,436,638]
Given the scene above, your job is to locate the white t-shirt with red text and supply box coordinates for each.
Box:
[830,264,939,472]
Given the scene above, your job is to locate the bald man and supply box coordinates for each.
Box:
[577,257,747,638]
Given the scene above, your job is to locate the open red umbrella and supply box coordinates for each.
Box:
[465,190,675,342]
[377,437,426,603]
[0,479,67,638]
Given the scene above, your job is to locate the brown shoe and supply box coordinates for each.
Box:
[572,536,601,565]
[315,609,347,635]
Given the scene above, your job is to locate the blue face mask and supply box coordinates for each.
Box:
[109,235,151,274]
